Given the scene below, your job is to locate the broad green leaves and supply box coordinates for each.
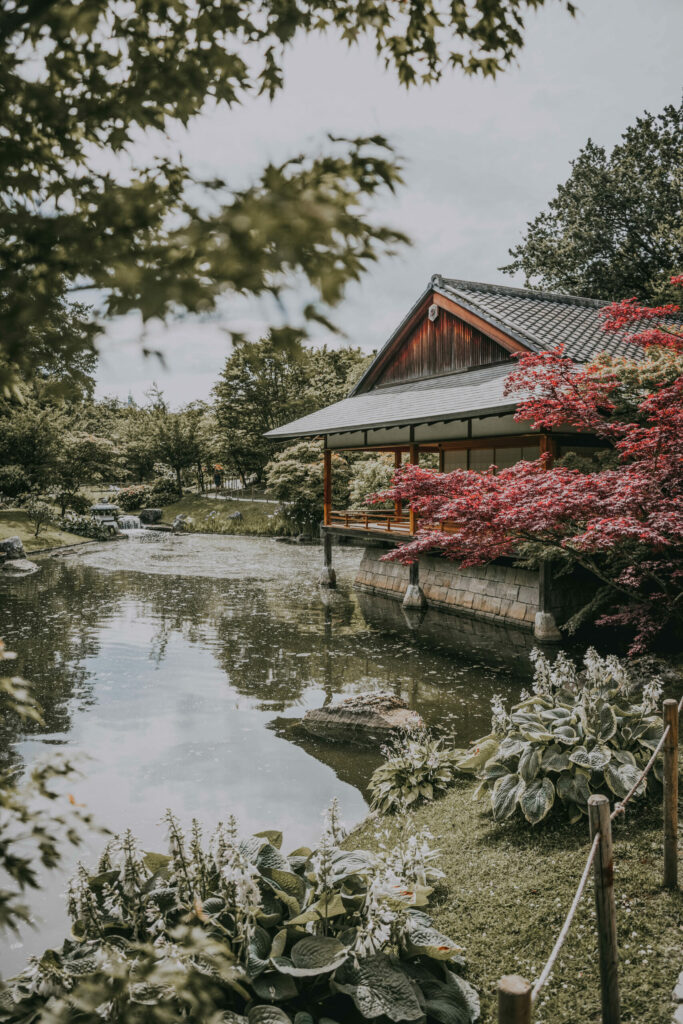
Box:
[4,812,477,1023]
[453,648,664,826]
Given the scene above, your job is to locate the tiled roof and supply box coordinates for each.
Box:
[435,277,651,362]
[266,363,516,439]
[266,277,679,441]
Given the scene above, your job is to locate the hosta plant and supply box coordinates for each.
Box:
[369,733,459,815]
[1,802,479,1024]
[454,649,664,826]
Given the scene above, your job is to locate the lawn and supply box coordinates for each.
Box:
[0,510,89,553]
[347,781,682,1024]
[160,493,289,536]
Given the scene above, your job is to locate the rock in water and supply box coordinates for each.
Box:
[3,558,39,575]
[302,693,425,747]
[0,535,26,560]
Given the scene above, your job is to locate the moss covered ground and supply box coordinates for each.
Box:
[0,510,89,553]
[348,781,682,1023]
[160,494,288,536]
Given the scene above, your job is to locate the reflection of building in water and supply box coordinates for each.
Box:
[266,277,632,639]
[356,590,537,676]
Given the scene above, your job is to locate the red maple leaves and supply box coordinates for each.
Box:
[372,276,683,652]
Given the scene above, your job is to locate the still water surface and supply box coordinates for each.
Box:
[1,533,534,973]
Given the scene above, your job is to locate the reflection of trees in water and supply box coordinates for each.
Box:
[0,564,118,770]
[0,553,533,776]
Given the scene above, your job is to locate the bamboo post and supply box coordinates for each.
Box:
[498,975,531,1024]
[588,794,620,1024]
[663,698,678,889]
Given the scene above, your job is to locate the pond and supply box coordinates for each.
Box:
[0,533,535,975]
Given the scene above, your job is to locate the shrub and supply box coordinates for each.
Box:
[454,648,664,826]
[2,803,479,1024]
[52,490,91,515]
[149,475,181,505]
[0,464,30,498]
[369,733,460,814]
[55,512,110,540]
[349,457,395,510]
[23,496,54,537]
[117,484,152,511]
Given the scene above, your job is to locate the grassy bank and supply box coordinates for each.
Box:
[160,494,289,536]
[0,510,89,553]
[348,781,682,1023]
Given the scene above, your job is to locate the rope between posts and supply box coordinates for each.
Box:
[610,722,669,821]
[530,693,680,1004]
[530,831,601,1003]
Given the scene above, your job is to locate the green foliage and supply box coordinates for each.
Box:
[369,734,460,815]
[2,804,478,1024]
[349,458,395,510]
[23,496,53,538]
[1,0,574,392]
[502,102,683,303]
[0,464,29,499]
[0,645,96,933]
[212,335,365,484]
[455,649,664,826]
[53,491,91,516]
[53,512,110,541]
[149,477,182,506]
[266,442,352,535]
[117,485,153,512]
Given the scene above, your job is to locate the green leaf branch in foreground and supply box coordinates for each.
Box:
[1,0,576,391]
[0,644,98,935]
[1,801,479,1023]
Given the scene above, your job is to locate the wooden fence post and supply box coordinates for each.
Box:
[498,975,531,1024]
[588,794,620,1024]
[663,698,679,889]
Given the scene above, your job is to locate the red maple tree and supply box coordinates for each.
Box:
[373,277,683,653]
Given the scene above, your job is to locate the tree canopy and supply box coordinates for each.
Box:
[1,0,575,393]
[502,102,683,303]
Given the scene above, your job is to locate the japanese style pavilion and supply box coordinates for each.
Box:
[266,276,638,637]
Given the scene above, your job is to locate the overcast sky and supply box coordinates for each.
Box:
[94,0,683,408]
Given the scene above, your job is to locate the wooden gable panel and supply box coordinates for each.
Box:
[373,306,511,388]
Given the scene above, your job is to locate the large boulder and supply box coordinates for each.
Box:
[302,693,425,747]
[0,535,26,560]
[139,508,162,524]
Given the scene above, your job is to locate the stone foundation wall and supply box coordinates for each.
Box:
[355,548,539,630]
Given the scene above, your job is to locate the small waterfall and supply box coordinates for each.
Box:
[118,514,143,532]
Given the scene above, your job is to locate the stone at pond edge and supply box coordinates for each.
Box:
[302,693,425,747]
[139,508,162,524]
[3,558,39,575]
[0,535,26,560]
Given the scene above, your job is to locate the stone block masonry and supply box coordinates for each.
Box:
[355,548,539,630]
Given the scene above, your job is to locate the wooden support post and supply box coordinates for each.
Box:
[539,433,556,468]
[409,442,419,535]
[318,529,336,588]
[394,449,402,522]
[403,560,425,610]
[588,794,620,1024]
[323,448,332,527]
[497,975,531,1024]
[438,446,445,473]
[663,698,678,889]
